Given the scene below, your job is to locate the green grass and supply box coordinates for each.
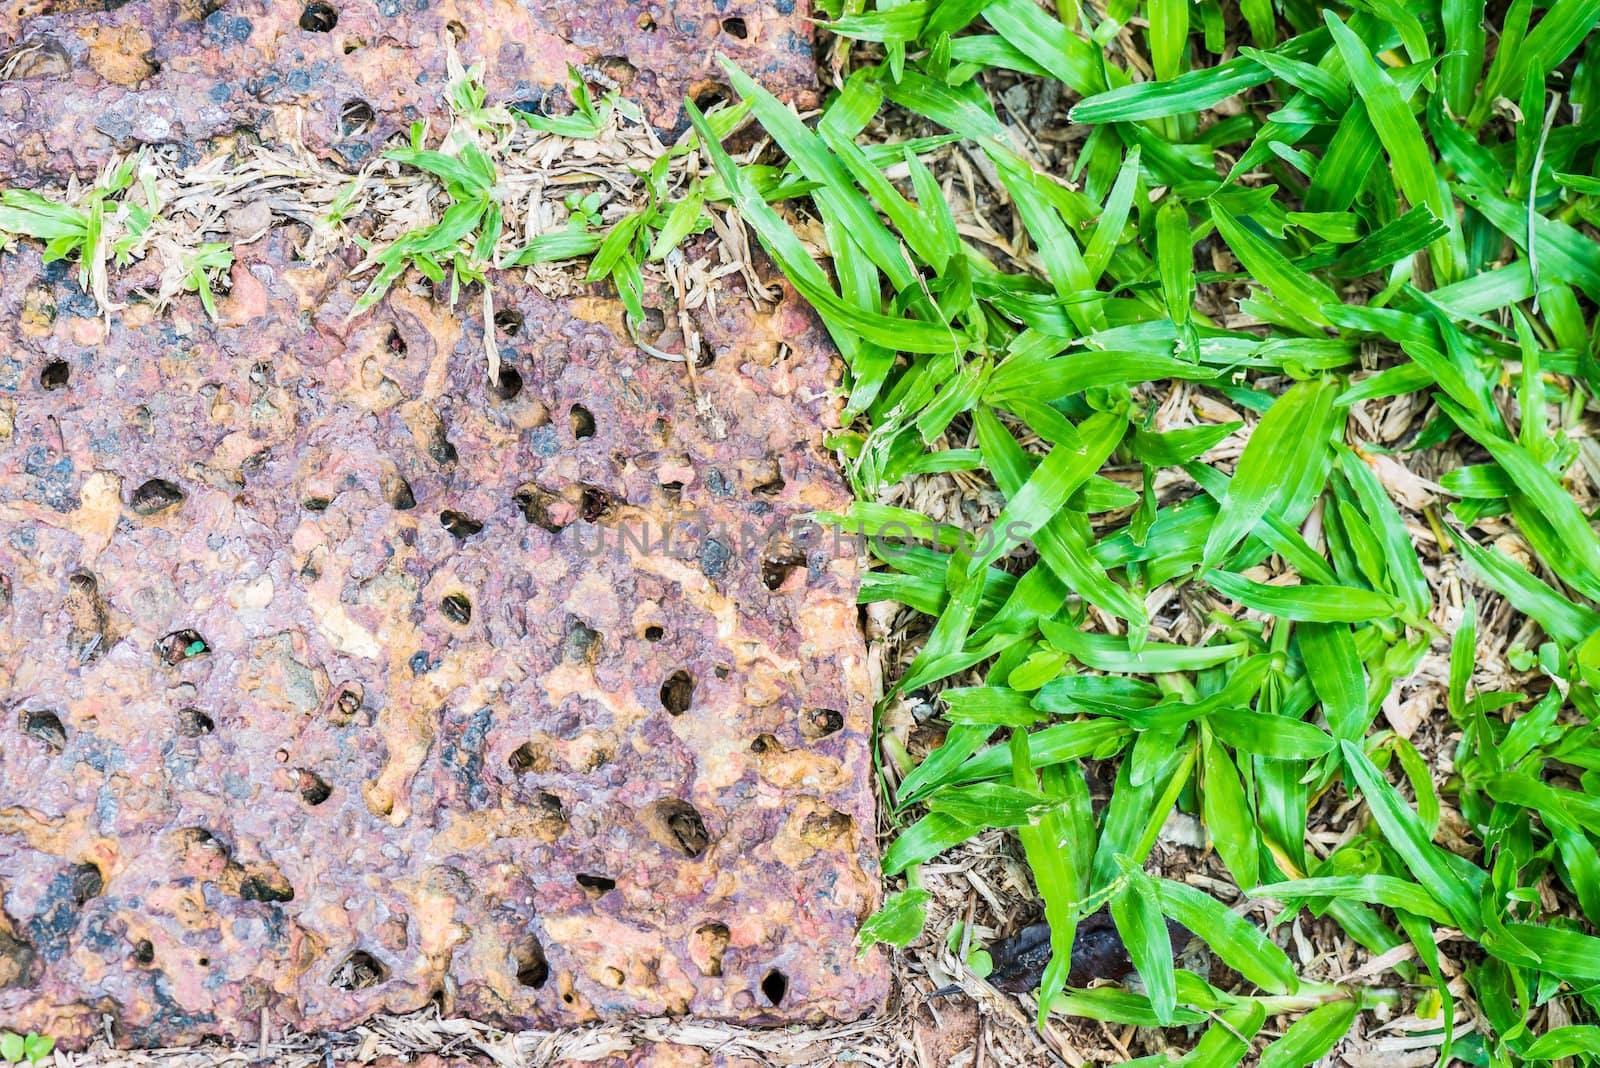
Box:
[688,1,1600,1063]
[0,154,229,319]
[3,3,1600,1062]
[0,1032,53,1067]
[0,155,157,307]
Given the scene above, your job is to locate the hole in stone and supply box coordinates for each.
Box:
[40,360,69,390]
[441,593,472,625]
[801,807,855,848]
[297,769,332,806]
[342,38,363,54]
[425,419,458,466]
[0,36,70,79]
[385,325,407,356]
[508,742,539,774]
[21,709,67,751]
[637,12,656,30]
[330,950,387,990]
[300,0,337,31]
[761,968,788,1006]
[174,826,229,866]
[510,94,552,118]
[660,670,694,715]
[751,461,784,497]
[580,486,614,522]
[588,56,630,84]
[694,336,716,369]
[761,540,807,591]
[72,862,104,905]
[535,791,566,822]
[641,797,710,858]
[514,937,549,988]
[692,83,731,113]
[638,306,667,339]
[489,365,523,401]
[302,497,331,512]
[440,511,483,539]
[198,957,210,968]
[339,98,374,137]
[130,478,185,515]
[133,939,155,965]
[801,708,844,740]
[381,466,415,510]
[563,618,599,662]
[714,663,731,679]
[721,16,748,38]
[575,873,615,896]
[569,404,596,439]
[176,708,215,737]
[642,624,664,642]
[514,485,570,532]
[157,629,209,666]
[332,683,363,724]
[691,922,729,977]
[299,1,337,32]
[749,733,778,754]
[238,871,294,902]
[445,18,467,41]
[493,308,524,336]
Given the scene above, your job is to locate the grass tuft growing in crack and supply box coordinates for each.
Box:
[0,155,159,312]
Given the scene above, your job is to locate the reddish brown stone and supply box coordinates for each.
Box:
[0,0,820,182]
[0,226,888,1045]
[1,0,887,1050]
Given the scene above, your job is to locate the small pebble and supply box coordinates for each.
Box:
[226,200,273,238]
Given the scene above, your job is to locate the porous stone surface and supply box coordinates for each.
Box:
[0,0,886,1049]
[0,232,886,1045]
[0,0,818,180]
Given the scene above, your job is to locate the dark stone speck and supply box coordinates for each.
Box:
[699,537,731,579]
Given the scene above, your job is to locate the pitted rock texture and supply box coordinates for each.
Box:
[0,235,886,1042]
[0,0,819,181]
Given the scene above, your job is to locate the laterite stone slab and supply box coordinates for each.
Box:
[0,0,820,181]
[1,0,886,1049]
[0,226,888,1045]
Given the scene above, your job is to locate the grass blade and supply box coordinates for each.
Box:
[1201,725,1260,889]
[1202,378,1339,565]
[1111,864,1177,1025]
[1339,740,1484,935]
[1156,879,1296,993]
[1257,1000,1358,1068]
[1324,12,1454,278]
[1210,202,1339,329]
[1207,571,1404,623]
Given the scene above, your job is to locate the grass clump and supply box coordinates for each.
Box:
[0,156,158,310]
[0,154,237,321]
